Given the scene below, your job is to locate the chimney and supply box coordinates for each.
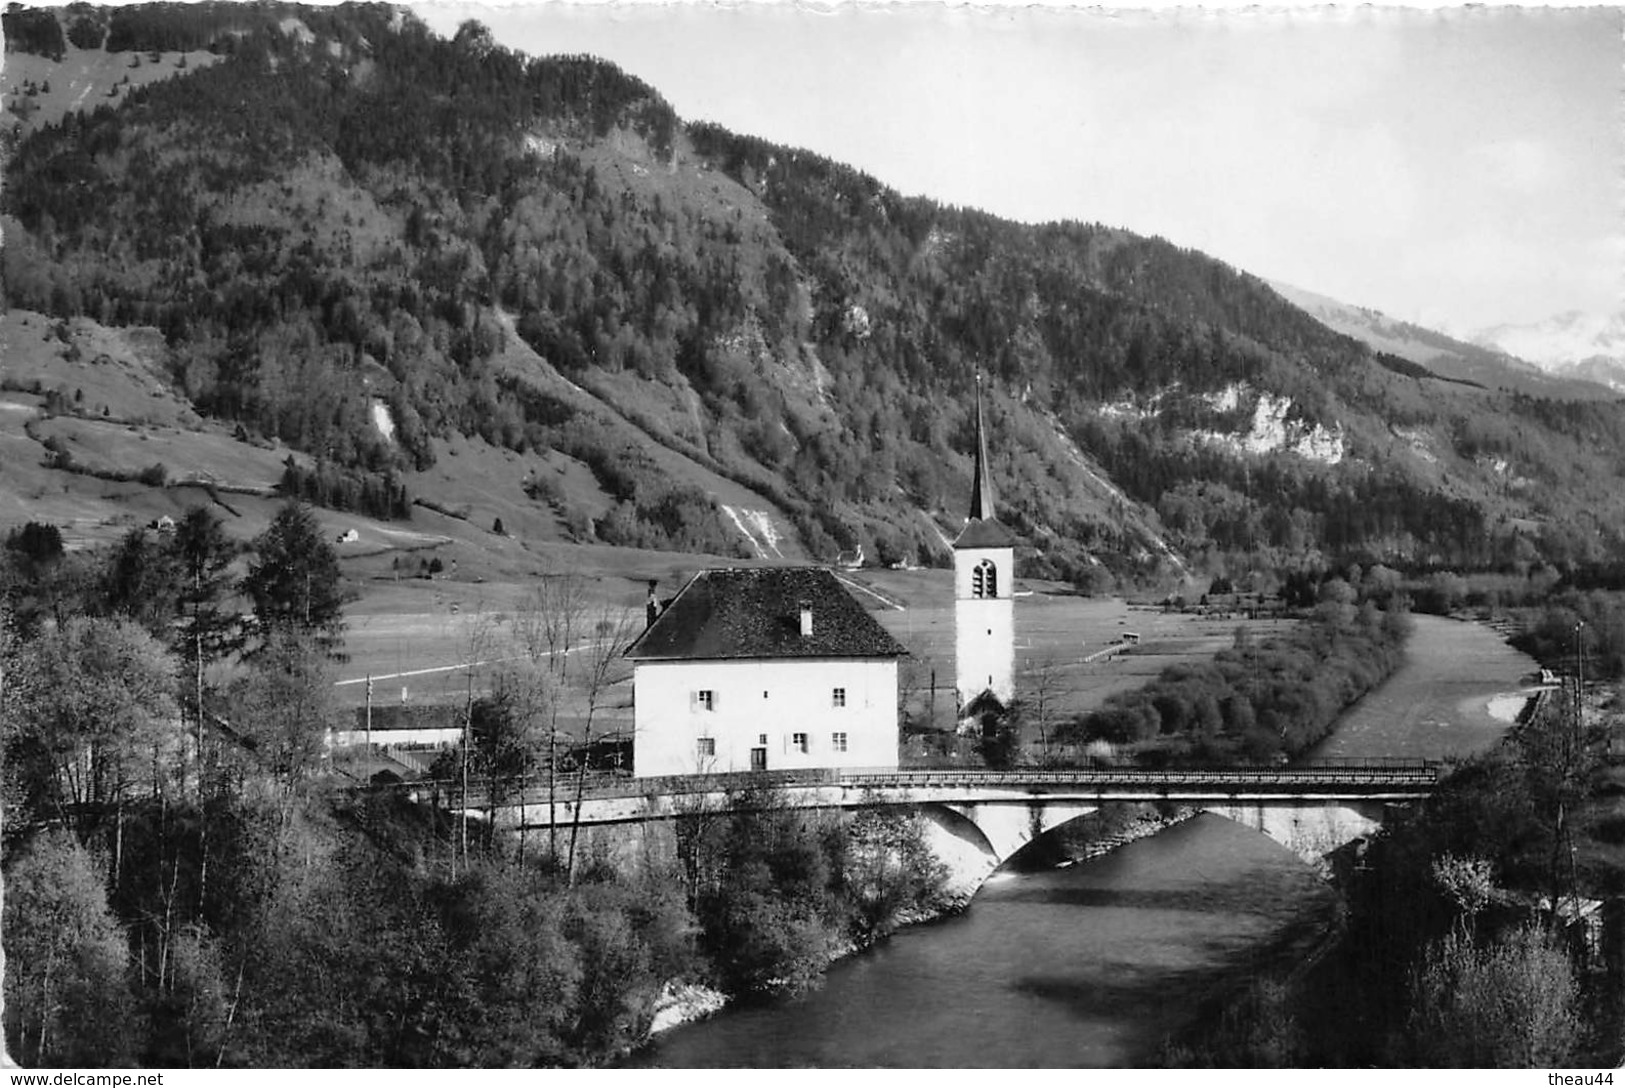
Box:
[645,579,661,630]
[799,601,813,638]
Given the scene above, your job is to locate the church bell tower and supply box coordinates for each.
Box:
[953,375,1017,710]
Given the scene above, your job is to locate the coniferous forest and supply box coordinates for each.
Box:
[7,2,1625,586]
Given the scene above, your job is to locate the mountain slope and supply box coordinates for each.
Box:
[7,2,1625,582]
[1266,280,1621,401]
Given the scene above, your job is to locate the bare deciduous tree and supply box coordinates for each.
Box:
[511,576,588,862]
[1021,654,1067,761]
[566,606,638,881]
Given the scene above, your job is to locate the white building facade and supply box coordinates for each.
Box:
[954,537,1015,707]
[630,656,899,777]
[954,377,1019,710]
[627,566,908,778]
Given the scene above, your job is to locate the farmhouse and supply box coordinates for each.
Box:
[626,566,908,778]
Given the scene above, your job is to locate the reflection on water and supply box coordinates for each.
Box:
[633,814,1338,1068]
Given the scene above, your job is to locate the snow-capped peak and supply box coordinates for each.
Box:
[1470,309,1625,372]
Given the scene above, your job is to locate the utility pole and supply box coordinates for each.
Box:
[1553,620,1586,919]
[0,646,12,1068]
[365,674,373,755]
[461,662,472,873]
[1571,621,1586,913]
[1574,620,1586,730]
[194,610,205,797]
[930,667,937,730]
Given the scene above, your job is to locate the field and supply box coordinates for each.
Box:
[331,545,767,751]
[33,415,294,492]
[330,563,1291,766]
[859,569,1281,728]
[3,42,225,134]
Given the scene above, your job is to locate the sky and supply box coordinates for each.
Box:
[407,0,1623,337]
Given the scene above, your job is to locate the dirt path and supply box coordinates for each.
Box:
[1310,614,1542,763]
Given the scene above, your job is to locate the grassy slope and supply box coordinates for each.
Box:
[0,302,803,558]
[0,308,793,724]
[0,35,810,565]
[478,307,809,560]
[3,42,224,134]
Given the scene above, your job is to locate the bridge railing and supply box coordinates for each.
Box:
[837,766,1438,792]
[399,757,1441,811]
[474,760,1437,807]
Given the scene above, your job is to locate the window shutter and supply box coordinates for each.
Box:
[689,690,698,711]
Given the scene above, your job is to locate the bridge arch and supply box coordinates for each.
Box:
[919,797,1392,876]
[1199,800,1387,865]
[935,799,1100,865]
[912,803,1002,876]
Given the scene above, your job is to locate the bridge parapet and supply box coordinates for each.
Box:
[457,761,1436,840]
[525,760,1439,806]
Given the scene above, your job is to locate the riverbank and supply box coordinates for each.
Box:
[648,982,729,1036]
[644,871,974,1041]
[643,803,1196,1045]
[1159,616,1549,1066]
[1308,613,1541,762]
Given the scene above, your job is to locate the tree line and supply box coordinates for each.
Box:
[1059,579,1412,765]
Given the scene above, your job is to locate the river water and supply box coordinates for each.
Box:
[635,616,1537,1067]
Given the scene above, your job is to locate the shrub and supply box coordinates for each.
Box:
[1408,927,1581,1067]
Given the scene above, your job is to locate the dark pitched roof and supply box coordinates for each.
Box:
[625,567,909,661]
[351,705,462,732]
[956,375,1018,549]
[953,517,1020,549]
[969,379,996,522]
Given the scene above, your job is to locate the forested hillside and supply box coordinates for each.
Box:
[7,1,1625,583]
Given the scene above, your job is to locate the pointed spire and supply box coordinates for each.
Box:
[969,372,995,522]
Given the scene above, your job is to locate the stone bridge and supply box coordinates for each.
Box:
[449,761,1437,870]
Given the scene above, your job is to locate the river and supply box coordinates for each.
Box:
[634,616,1537,1067]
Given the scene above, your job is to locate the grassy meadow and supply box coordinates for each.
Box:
[330,558,1294,768]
